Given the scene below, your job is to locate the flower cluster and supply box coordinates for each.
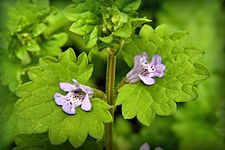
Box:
[126,52,166,85]
[54,79,94,115]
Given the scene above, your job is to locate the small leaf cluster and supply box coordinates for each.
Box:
[6,0,68,64]
[64,0,151,59]
[0,0,68,91]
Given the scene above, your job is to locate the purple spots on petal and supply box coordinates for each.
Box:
[54,79,93,115]
[126,52,165,85]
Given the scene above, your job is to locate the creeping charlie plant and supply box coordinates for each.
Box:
[0,0,210,150]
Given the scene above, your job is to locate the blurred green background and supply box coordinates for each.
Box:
[0,0,225,150]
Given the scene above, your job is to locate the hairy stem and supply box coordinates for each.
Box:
[105,52,116,150]
[105,40,124,150]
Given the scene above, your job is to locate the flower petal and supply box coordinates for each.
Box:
[72,79,80,86]
[126,66,142,83]
[155,72,164,78]
[134,52,148,67]
[59,82,78,92]
[74,101,82,108]
[139,75,155,85]
[62,103,76,114]
[72,79,94,96]
[150,55,162,65]
[54,93,66,105]
[139,143,150,150]
[155,64,166,72]
[81,94,92,111]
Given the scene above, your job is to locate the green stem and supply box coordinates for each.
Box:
[105,40,124,150]
[105,52,116,150]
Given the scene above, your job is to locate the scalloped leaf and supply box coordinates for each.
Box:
[15,48,113,148]
[116,24,210,126]
[13,133,104,150]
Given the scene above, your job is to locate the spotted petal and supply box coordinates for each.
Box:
[138,74,155,85]
[72,79,94,96]
[81,94,92,111]
[59,82,78,92]
[62,102,76,115]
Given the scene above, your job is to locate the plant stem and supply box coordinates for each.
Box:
[105,40,124,150]
[105,52,116,150]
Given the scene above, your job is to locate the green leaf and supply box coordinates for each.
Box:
[26,40,40,52]
[13,133,104,150]
[40,32,68,56]
[0,0,68,93]
[64,0,101,48]
[15,48,113,148]
[115,0,142,13]
[0,85,18,150]
[99,34,113,44]
[115,83,155,126]
[86,26,99,48]
[8,0,51,32]
[16,47,31,64]
[0,55,22,92]
[32,23,47,37]
[64,0,145,50]
[51,33,68,47]
[88,46,98,62]
[116,24,210,126]
[113,23,132,38]
[130,17,152,30]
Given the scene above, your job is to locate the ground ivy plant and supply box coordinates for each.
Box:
[0,0,210,149]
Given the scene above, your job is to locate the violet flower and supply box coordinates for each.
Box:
[126,52,165,85]
[54,79,94,115]
[139,143,163,150]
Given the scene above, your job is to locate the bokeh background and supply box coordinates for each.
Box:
[0,0,225,150]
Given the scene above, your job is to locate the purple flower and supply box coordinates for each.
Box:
[126,52,165,85]
[139,143,163,150]
[139,143,150,150]
[54,79,94,115]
